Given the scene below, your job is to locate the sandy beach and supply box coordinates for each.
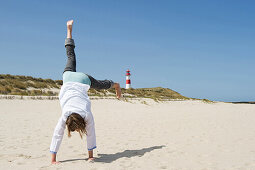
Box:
[1,98,255,170]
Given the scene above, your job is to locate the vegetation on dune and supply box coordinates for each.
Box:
[0,74,213,102]
[87,87,189,101]
[121,87,189,100]
[0,74,61,96]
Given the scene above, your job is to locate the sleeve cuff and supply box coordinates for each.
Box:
[50,151,57,154]
[65,38,75,47]
[88,146,97,151]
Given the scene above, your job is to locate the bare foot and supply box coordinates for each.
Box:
[66,20,74,39]
[67,20,74,29]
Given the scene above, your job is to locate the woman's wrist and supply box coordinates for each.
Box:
[113,83,120,88]
[113,83,121,99]
[51,153,57,162]
[88,150,93,158]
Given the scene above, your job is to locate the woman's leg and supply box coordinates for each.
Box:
[87,74,122,99]
[63,20,76,73]
[87,75,114,89]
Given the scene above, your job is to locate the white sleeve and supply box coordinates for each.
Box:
[50,117,66,153]
[86,113,97,151]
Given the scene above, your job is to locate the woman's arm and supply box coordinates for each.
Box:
[88,150,94,160]
[85,114,97,160]
[51,153,59,164]
[113,82,121,99]
[50,117,66,164]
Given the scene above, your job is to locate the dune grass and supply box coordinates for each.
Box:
[0,74,213,102]
[0,74,61,96]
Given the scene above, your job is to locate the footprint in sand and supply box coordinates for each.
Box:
[21,145,28,149]
[8,146,16,149]
[43,148,49,151]
[244,162,250,166]
[17,154,31,159]
[39,165,51,170]
[17,162,24,165]
[160,166,168,169]
[31,156,42,159]
[8,159,15,162]
[167,150,175,154]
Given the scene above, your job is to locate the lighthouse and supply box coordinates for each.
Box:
[126,69,131,89]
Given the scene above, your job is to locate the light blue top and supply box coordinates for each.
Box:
[63,71,91,86]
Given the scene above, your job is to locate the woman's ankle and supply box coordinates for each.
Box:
[66,20,73,39]
[67,30,72,39]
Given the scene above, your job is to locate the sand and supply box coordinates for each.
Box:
[0,98,255,170]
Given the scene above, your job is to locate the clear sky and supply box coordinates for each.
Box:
[1,0,254,102]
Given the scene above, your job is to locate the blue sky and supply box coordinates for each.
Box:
[1,0,254,102]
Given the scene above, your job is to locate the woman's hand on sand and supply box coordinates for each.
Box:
[51,153,60,164]
[51,161,60,164]
[88,157,95,162]
[113,83,121,99]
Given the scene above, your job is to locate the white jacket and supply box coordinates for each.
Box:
[50,82,96,153]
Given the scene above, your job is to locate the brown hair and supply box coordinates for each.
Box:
[66,113,86,138]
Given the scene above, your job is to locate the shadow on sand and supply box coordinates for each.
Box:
[95,145,165,163]
[231,102,255,104]
[60,145,165,163]
[60,158,86,163]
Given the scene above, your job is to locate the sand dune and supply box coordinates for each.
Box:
[1,99,255,169]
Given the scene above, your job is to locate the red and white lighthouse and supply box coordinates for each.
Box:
[126,69,131,89]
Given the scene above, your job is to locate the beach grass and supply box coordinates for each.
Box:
[0,74,214,102]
